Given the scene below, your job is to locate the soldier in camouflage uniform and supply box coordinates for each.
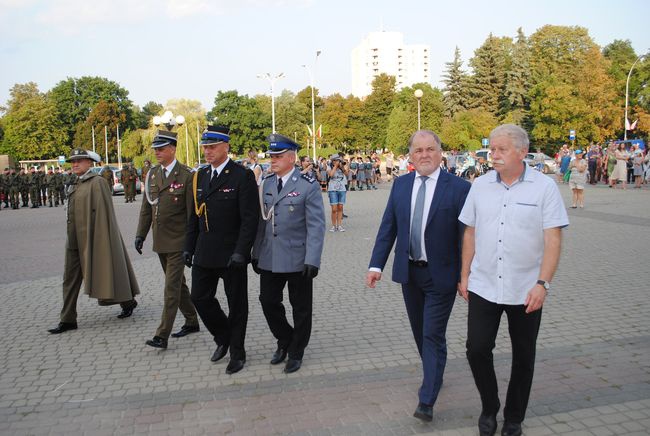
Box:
[8,169,20,209]
[1,168,9,209]
[37,167,47,206]
[19,168,30,207]
[100,165,114,195]
[28,167,40,208]
[45,169,56,207]
[54,168,65,205]
[129,163,138,202]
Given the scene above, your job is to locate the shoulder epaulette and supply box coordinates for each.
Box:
[301,173,316,184]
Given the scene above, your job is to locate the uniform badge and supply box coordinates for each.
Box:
[170,188,174,193]
[287,191,300,197]
[289,206,295,212]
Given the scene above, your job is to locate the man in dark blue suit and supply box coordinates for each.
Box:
[366,130,471,422]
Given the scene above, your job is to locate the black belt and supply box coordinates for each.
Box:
[409,259,428,267]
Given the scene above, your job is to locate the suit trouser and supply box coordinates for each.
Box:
[60,248,135,323]
[155,252,199,339]
[401,263,456,406]
[190,264,248,360]
[259,271,313,360]
[466,292,542,424]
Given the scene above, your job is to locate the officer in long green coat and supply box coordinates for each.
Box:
[48,148,140,334]
[135,130,199,349]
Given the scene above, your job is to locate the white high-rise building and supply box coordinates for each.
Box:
[351,31,430,98]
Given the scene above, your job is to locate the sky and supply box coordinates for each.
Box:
[1,0,649,112]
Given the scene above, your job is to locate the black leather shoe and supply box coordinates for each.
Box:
[171,325,200,338]
[145,336,168,349]
[413,403,433,422]
[284,358,302,373]
[48,322,78,334]
[211,344,229,362]
[117,300,138,319]
[270,348,287,365]
[226,359,245,374]
[501,421,522,436]
[478,413,498,436]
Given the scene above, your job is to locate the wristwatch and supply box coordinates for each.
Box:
[536,280,550,291]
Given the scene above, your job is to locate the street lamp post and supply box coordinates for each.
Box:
[257,72,284,133]
[153,111,187,162]
[414,89,423,130]
[624,53,647,140]
[303,50,321,163]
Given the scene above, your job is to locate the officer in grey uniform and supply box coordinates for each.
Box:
[252,133,326,373]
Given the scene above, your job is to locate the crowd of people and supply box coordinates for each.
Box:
[0,166,75,209]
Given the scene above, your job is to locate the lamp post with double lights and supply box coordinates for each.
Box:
[303,50,322,163]
[153,111,187,163]
[624,53,648,140]
[414,89,423,130]
[257,72,284,133]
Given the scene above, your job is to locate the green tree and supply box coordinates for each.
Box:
[1,94,68,159]
[206,90,268,155]
[6,82,42,112]
[439,109,498,150]
[72,100,126,160]
[386,84,445,152]
[48,76,133,146]
[442,47,468,117]
[503,28,531,125]
[319,93,369,152]
[163,99,207,165]
[466,34,512,116]
[273,90,309,145]
[362,74,396,149]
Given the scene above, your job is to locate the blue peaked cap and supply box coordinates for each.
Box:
[267,133,300,155]
[201,125,230,145]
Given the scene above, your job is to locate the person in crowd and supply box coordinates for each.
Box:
[568,149,588,208]
[586,144,601,184]
[327,154,349,232]
[458,124,568,436]
[632,145,645,188]
[348,156,359,191]
[558,144,571,183]
[252,133,326,374]
[246,150,263,185]
[366,129,471,423]
[318,157,328,191]
[136,130,200,350]
[610,143,629,189]
[184,125,260,374]
[48,149,139,334]
[385,151,395,181]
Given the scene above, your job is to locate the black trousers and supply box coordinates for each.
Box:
[259,271,313,360]
[190,264,248,360]
[466,292,542,424]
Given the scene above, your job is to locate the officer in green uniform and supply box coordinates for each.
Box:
[28,167,40,208]
[135,130,200,349]
[120,164,133,202]
[141,160,152,180]
[19,168,30,207]
[100,165,114,194]
[129,163,138,202]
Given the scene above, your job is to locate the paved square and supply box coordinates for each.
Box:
[0,177,649,435]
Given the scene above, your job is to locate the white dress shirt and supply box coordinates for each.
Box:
[210,157,230,178]
[162,159,177,177]
[458,164,569,305]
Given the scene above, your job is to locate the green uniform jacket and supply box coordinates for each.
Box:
[136,163,194,253]
[66,172,140,302]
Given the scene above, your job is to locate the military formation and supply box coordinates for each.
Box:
[0,166,76,210]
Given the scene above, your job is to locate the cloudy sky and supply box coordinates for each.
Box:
[1,0,648,110]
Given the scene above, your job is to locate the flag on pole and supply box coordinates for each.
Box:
[307,125,313,137]
[317,124,322,138]
[625,117,631,130]
[630,119,638,130]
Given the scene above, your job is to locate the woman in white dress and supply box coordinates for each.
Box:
[609,143,629,189]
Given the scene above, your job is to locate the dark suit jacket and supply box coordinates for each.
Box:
[369,169,471,291]
[185,159,260,268]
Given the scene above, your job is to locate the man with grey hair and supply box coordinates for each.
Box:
[367,130,471,422]
[458,124,569,436]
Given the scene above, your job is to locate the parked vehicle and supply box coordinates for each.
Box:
[524,152,557,174]
[90,166,142,195]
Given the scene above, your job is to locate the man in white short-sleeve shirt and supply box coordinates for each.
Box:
[458,124,569,436]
